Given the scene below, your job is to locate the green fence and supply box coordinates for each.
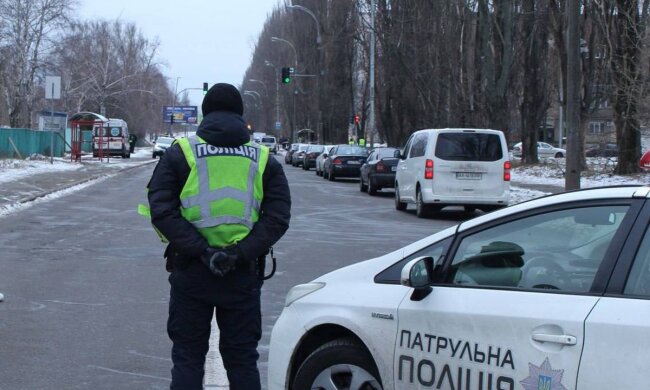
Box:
[0,128,65,158]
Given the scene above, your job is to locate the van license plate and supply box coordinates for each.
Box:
[456,172,482,180]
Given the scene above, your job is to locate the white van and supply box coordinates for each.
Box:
[92,118,130,158]
[260,136,278,154]
[394,128,510,217]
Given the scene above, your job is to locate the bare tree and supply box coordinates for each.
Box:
[520,0,551,164]
[0,0,74,128]
[52,19,170,138]
[595,0,650,174]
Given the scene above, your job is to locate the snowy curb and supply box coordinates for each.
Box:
[3,160,156,212]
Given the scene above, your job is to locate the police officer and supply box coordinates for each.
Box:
[146,83,291,389]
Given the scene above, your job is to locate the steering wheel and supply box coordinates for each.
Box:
[520,255,569,290]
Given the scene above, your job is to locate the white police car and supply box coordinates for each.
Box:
[268,185,650,389]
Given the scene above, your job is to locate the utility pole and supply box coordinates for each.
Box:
[565,0,581,190]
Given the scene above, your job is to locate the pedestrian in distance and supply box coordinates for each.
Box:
[144,83,291,389]
[128,133,138,154]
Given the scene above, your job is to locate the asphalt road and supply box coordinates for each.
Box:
[0,154,474,389]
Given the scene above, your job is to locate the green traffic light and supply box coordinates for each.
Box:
[283,77,291,84]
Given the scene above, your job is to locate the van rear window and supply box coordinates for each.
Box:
[435,133,503,161]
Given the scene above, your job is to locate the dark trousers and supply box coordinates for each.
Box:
[167,260,262,390]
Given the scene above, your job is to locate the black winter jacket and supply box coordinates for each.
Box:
[147,110,291,267]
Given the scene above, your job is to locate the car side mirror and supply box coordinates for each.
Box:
[400,256,435,301]
[395,149,405,159]
[323,153,328,158]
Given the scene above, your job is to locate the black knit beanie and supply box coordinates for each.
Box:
[201,83,244,116]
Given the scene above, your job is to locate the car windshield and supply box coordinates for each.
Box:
[375,147,398,158]
[336,146,368,156]
[156,137,174,146]
[435,133,503,161]
[298,145,309,151]
[307,145,324,152]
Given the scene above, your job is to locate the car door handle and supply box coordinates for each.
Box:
[531,333,577,346]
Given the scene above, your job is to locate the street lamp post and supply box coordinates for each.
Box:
[287,4,322,47]
[244,91,264,131]
[248,79,269,130]
[286,4,323,142]
[271,36,299,144]
[264,61,281,137]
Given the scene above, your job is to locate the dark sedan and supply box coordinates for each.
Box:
[322,145,369,181]
[302,144,324,170]
[359,147,399,195]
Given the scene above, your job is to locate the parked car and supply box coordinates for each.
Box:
[284,143,302,165]
[302,144,324,170]
[292,144,310,167]
[586,143,618,158]
[260,136,278,154]
[268,185,650,390]
[152,136,175,158]
[322,145,369,181]
[640,149,650,169]
[359,147,400,195]
[395,128,510,217]
[315,145,335,176]
[512,141,566,158]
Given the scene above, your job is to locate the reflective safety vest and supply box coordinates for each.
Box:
[139,136,269,248]
[359,138,366,147]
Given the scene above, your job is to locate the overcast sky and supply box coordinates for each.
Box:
[77,0,282,106]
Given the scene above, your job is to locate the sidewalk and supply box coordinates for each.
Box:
[0,157,156,210]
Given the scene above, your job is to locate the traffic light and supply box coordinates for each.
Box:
[203,82,209,95]
[281,67,291,84]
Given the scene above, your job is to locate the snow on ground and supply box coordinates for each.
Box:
[512,157,649,188]
[0,148,155,185]
[0,155,82,184]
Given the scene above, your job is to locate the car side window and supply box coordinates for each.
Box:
[409,134,428,158]
[402,135,414,159]
[447,205,629,293]
[624,226,650,297]
[374,237,452,284]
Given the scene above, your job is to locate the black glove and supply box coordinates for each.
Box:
[201,247,239,277]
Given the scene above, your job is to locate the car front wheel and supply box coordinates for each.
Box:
[292,338,382,390]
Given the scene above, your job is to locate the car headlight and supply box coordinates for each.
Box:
[285,282,326,307]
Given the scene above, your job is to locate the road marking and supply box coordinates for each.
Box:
[88,365,170,382]
[204,315,229,387]
[128,350,171,362]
